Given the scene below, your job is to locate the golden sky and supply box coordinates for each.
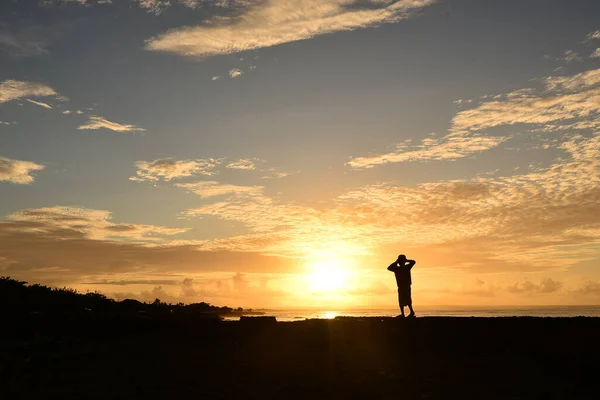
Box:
[1,0,600,307]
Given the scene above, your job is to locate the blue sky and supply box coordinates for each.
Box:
[1,0,600,307]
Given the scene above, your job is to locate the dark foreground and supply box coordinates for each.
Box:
[2,315,599,399]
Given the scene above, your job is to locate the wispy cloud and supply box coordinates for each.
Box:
[146,0,436,57]
[77,116,145,132]
[226,159,256,170]
[211,75,220,81]
[0,80,56,104]
[229,68,243,78]
[25,98,53,109]
[7,206,187,242]
[130,158,220,182]
[261,171,291,179]
[557,49,581,64]
[585,30,600,42]
[347,134,506,168]
[0,157,45,184]
[176,181,263,199]
[592,48,600,58]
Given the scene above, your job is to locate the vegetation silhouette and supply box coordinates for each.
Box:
[0,276,244,318]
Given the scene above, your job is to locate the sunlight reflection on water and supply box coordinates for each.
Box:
[222,306,600,322]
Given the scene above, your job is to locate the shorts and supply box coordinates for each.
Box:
[398,285,412,307]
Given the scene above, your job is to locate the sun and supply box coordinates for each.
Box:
[305,258,352,293]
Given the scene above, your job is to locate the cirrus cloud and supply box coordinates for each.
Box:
[77,116,145,132]
[25,98,53,109]
[145,0,437,58]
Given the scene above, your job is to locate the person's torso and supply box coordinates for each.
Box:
[394,265,412,286]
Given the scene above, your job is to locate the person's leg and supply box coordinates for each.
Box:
[398,289,406,317]
[407,286,415,317]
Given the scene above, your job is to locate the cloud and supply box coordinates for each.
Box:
[0,80,56,104]
[506,278,563,294]
[229,68,243,78]
[7,206,187,242]
[0,157,45,184]
[175,119,600,271]
[178,0,199,9]
[135,0,171,15]
[77,116,145,132]
[342,130,600,272]
[592,48,600,59]
[349,66,600,168]
[543,67,600,92]
[585,30,600,42]
[557,50,581,64]
[83,279,180,286]
[130,158,220,182]
[145,0,436,57]
[574,281,600,296]
[436,278,499,298]
[0,210,299,294]
[261,169,291,179]
[226,159,256,170]
[453,68,600,133]
[347,134,506,168]
[212,76,220,81]
[176,181,263,199]
[25,99,52,109]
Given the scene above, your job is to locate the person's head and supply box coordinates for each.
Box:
[397,254,407,262]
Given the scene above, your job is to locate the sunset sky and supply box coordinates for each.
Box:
[2,0,600,308]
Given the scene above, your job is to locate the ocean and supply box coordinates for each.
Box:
[223,306,600,321]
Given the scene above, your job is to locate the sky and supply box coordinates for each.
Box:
[1,0,600,308]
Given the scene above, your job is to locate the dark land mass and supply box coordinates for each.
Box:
[1,278,600,399]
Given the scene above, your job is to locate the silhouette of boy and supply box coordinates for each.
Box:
[387,254,416,318]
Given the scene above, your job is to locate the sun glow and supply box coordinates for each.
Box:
[305,258,353,294]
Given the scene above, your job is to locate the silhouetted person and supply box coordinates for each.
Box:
[387,254,416,318]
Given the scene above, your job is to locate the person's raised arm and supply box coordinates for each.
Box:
[387,262,398,271]
[407,259,416,269]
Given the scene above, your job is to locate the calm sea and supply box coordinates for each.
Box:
[224,306,600,322]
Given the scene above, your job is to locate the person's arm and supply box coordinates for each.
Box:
[387,262,398,271]
[406,260,416,270]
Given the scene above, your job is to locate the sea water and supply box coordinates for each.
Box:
[223,306,600,321]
